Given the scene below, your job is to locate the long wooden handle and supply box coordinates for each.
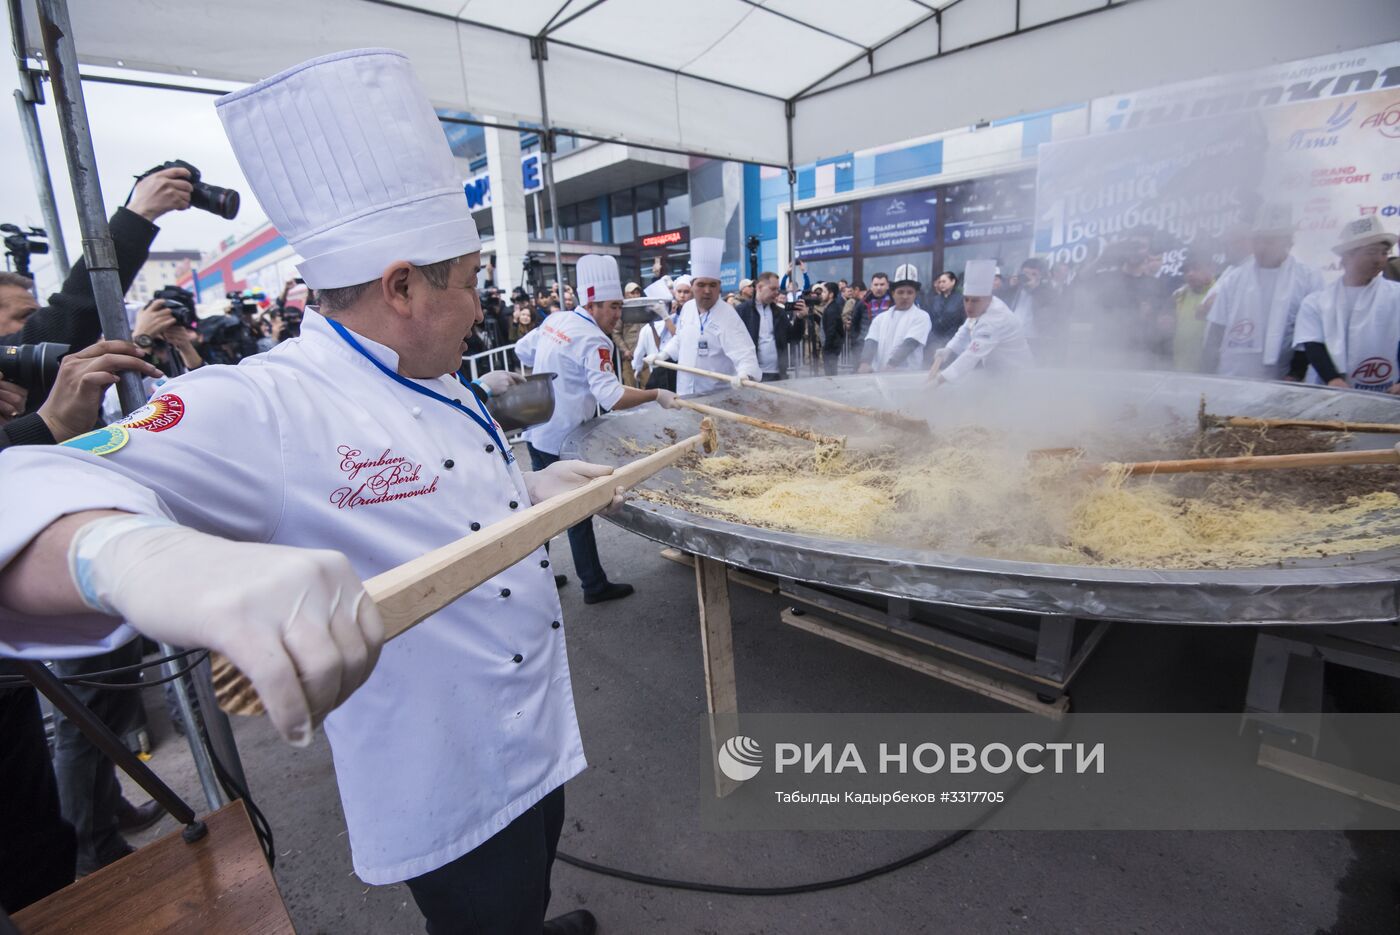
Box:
[1211,415,1400,435]
[368,419,717,639]
[1108,444,1400,476]
[651,358,925,431]
[673,397,843,446]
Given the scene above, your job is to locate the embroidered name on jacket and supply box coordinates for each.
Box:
[331,446,440,509]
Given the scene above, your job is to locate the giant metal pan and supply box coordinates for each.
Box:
[562,370,1400,625]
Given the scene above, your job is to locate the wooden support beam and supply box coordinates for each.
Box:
[695,555,741,797]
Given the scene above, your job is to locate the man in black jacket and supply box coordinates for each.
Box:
[0,166,192,448]
[735,271,806,380]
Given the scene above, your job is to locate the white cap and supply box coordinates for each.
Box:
[1252,203,1294,236]
[215,49,480,290]
[963,259,996,297]
[577,254,623,304]
[691,237,725,281]
[892,263,920,290]
[1333,215,1397,256]
[672,274,693,289]
[643,279,673,300]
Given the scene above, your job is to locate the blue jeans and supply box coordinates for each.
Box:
[526,444,609,594]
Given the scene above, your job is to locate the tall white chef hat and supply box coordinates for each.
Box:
[642,279,673,300]
[963,259,997,297]
[690,238,725,281]
[1252,203,1294,236]
[577,254,623,305]
[215,49,481,290]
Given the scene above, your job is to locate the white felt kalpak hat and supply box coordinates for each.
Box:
[577,254,623,304]
[215,49,480,290]
[963,259,996,297]
[691,238,725,281]
[1333,215,1398,256]
[892,263,920,291]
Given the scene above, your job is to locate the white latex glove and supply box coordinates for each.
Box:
[931,348,951,370]
[655,389,678,409]
[70,515,384,746]
[730,374,746,390]
[524,460,626,513]
[476,370,526,396]
[645,354,661,367]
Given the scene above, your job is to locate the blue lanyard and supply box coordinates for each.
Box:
[327,319,512,465]
[698,309,712,335]
[572,310,605,336]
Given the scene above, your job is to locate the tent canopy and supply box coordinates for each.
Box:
[19,0,1398,167]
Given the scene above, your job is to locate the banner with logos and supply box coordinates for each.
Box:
[858,188,938,253]
[1036,41,1400,275]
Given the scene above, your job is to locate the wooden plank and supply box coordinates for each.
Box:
[780,609,1068,719]
[780,585,1065,688]
[14,800,292,935]
[1258,743,1400,813]
[1111,445,1400,477]
[673,397,844,446]
[696,555,741,798]
[659,549,778,594]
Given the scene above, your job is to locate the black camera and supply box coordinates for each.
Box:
[1,224,49,277]
[134,159,240,220]
[152,285,198,329]
[0,342,68,393]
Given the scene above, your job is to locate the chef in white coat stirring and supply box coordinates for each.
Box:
[928,259,1034,385]
[857,263,933,372]
[655,238,761,395]
[1294,216,1400,393]
[0,49,607,935]
[525,254,676,604]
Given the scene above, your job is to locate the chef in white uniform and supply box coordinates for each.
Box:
[929,259,1035,386]
[857,263,932,372]
[655,238,760,395]
[525,254,676,604]
[631,278,677,383]
[1294,216,1400,393]
[0,49,608,935]
[1204,204,1323,381]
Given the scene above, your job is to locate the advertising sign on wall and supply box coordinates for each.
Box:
[859,188,938,253]
[793,203,854,259]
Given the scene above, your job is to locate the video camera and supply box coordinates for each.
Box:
[1,224,49,277]
[0,341,67,394]
[134,159,240,220]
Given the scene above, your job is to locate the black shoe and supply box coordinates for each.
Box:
[116,797,165,834]
[543,909,597,935]
[583,582,634,605]
[555,574,568,588]
[77,842,134,877]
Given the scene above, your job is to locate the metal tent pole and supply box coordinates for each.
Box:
[8,0,69,278]
[531,36,566,294]
[34,0,143,412]
[35,0,232,813]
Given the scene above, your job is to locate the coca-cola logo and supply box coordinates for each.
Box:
[1351,357,1394,385]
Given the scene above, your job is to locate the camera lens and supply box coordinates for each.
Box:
[0,342,69,393]
[189,181,241,220]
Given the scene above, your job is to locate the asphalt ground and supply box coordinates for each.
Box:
[119,514,1400,934]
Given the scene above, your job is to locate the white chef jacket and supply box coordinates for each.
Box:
[941,297,1035,383]
[1206,257,1323,380]
[522,307,627,456]
[1294,276,1400,392]
[0,309,586,886]
[659,299,761,395]
[864,304,933,371]
[632,317,673,377]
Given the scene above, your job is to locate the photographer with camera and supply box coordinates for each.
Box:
[132,294,204,376]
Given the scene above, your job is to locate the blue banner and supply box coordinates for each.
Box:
[859,189,938,253]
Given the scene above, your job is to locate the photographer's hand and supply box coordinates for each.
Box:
[132,299,175,347]
[128,167,193,221]
[0,379,28,422]
[165,324,204,369]
[37,340,163,442]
